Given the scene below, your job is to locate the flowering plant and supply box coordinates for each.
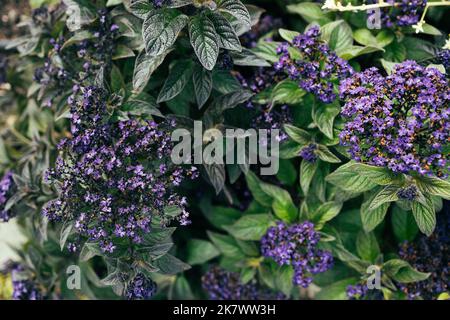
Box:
[0,0,448,301]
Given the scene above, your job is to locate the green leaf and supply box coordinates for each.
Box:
[315,278,359,300]
[172,275,195,300]
[143,9,188,56]
[205,163,226,195]
[225,214,273,241]
[189,14,220,70]
[356,231,380,263]
[326,20,353,52]
[112,44,135,60]
[316,145,341,163]
[353,29,379,47]
[127,0,153,19]
[287,2,332,25]
[206,11,242,52]
[260,184,297,222]
[157,60,194,103]
[300,159,318,196]
[391,205,419,242]
[186,239,220,265]
[207,231,245,259]
[279,140,304,159]
[217,0,251,29]
[415,175,450,200]
[310,201,343,229]
[411,197,436,236]
[154,254,191,274]
[245,171,273,207]
[59,222,73,251]
[283,124,311,145]
[337,45,383,60]
[312,101,340,139]
[192,65,213,108]
[231,49,271,67]
[270,80,305,105]
[201,204,241,230]
[360,189,390,232]
[275,265,294,297]
[383,259,430,283]
[278,28,300,43]
[326,161,394,192]
[79,242,103,262]
[380,59,398,75]
[368,185,399,210]
[132,50,170,94]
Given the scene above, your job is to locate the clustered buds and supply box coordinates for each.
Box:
[299,143,318,163]
[346,283,383,300]
[43,86,198,253]
[236,69,292,142]
[367,0,427,28]
[202,266,286,300]
[125,273,157,300]
[261,221,333,288]
[397,208,449,299]
[274,26,354,104]
[339,60,449,177]
[0,171,16,222]
[5,263,43,300]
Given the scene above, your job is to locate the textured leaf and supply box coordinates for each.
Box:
[206,11,242,52]
[300,159,318,196]
[217,0,251,29]
[360,188,390,232]
[225,214,273,241]
[192,65,213,108]
[189,14,219,70]
[157,60,194,103]
[143,9,188,56]
[186,239,220,265]
[411,197,436,236]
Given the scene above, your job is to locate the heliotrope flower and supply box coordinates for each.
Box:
[346,283,383,300]
[397,205,449,299]
[43,86,198,253]
[202,266,286,300]
[299,143,318,163]
[438,49,450,73]
[236,69,292,142]
[0,171,16,222]
[274,25,353,104]
[339,60,450,177]
[34,9,119,107]
[5,263,43,300]
[367,0,427,28]
[261,221,333,288]
[125,273,157,300]
[151,0,172,9]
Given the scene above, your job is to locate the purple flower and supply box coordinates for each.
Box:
[6,264,43,300]
[125,273,157,300]
[367,0,427,28]
[397,205,449,300]
[299,144,318,163]
[261,221,333,288]
[0,171,16,222]
[43,86,198,253]
[202,266,286,300]
[339,60,450,177]
[274,26,353,104]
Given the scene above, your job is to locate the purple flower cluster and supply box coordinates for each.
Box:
[346,283,383,300]
[274,26,353,103]
[367,0,427,28]
[125,273,157,300]
[397,205,449,299]
[339,60,450,177]
[202,266,286,300]
[240,15,283,48]
[261,221,333,288]
[10,264,43,300]
[0,171,16,222]
[34,9,119,107]
[151,0,172,9]
[397,185,418,201]
[299,144,318,163]
[438,49,450,73]
[43,86,198,253]
[236,69,292,142]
